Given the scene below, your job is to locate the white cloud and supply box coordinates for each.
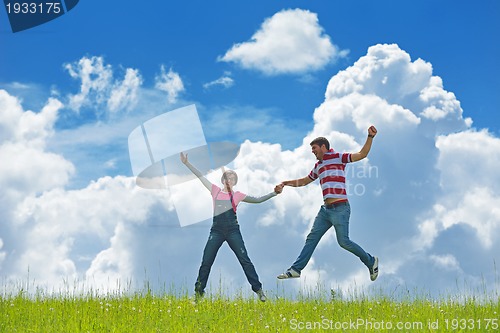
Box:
[436,129,500,191]
[0,143,73,195]
[0,239,6,270]
[0,89,58,146]
[65,56,113,111]
[235,43,497,297]
[203,72,234,90]
[155,65,185,103]
[107,68,143,112]
[10,176,174,289]
[298,44,497,297]
[414,188,500,250]
[219,8,347,75]
[2,44,499,299]
[0,91,74,200]
[65,56,143,114]
[430,254,461,271]
[410,130,500,251]
[0,90,75,288]
[85,222,134,289]
[0,88,197,291]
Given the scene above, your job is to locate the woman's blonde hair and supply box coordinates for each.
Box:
[221,170,238,185]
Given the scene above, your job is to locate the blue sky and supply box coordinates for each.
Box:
[1,0,499,299]
[2,0,499,134]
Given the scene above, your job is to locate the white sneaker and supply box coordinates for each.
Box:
[370,257,379,281]
[277,268,300,279]
[255,289,267,302]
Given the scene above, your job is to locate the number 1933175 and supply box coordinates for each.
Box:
[5,2,62,14]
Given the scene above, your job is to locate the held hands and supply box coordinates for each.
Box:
[274,183,285,194]
[368,125,377,138]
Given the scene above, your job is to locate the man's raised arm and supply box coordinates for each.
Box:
[351,125,377,162]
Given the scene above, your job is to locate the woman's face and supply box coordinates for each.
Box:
[222,172,237,188]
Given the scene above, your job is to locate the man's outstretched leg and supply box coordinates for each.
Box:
[332,203,379,281]
[277,207,332,279]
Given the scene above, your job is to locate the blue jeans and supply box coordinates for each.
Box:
[195,215,262,293]
[290,202,374,273]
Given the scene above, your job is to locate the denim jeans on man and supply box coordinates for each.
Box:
[195,197,262,294]
[290,201,375,273]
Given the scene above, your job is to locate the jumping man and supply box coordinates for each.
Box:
[277,126,379,281]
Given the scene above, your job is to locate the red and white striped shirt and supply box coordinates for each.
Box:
[308,149,352,202]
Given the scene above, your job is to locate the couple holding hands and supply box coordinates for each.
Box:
[180,126,379,302]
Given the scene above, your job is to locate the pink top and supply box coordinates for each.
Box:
[211,184,246,211]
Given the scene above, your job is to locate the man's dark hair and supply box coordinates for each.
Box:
[310,137,330,150]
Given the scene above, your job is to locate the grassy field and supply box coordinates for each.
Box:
[1,286,499,332]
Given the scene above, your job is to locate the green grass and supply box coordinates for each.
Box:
[1,287,499,332]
